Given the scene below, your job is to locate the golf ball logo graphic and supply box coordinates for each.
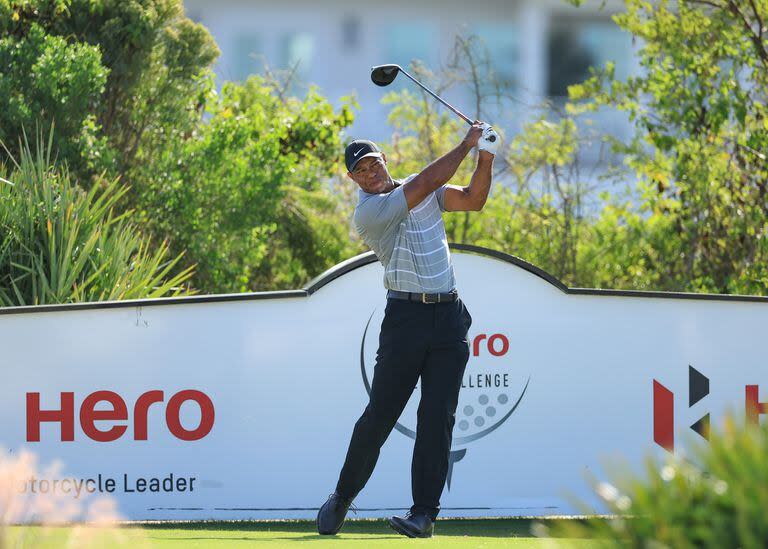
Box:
[360,310,530,484]
[456,393,511,438]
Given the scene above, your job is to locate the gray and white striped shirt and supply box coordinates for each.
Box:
[354,175,456,293]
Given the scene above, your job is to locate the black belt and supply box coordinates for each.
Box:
[387,289,458,304]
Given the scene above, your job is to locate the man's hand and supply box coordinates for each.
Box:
[442,122,497,212]
[462,121,484,149]
[477,123,500,156]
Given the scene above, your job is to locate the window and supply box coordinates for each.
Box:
[341,14,360,49]
[233,33,263,81]
[385,23,439,69]
[472,24,520,92]
[281,32,315,80]
[547,18,631,97]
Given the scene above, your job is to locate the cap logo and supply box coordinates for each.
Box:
[353,147,365,157]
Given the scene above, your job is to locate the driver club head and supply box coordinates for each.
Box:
[370,62,483,131]
[370,64,402,87]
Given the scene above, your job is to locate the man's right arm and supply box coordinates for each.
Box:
[402,122,484,211]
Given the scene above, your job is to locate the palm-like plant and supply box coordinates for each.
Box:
[0,132,194,306]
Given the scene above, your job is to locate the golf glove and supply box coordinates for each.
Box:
[477,123,500,156]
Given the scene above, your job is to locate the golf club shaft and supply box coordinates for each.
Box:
[399,68,473,126]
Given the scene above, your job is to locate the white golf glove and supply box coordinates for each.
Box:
[477,122,500,156]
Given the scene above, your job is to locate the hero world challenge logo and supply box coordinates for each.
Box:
[653,366,766,452]
[26,390,215,442]
[360,311,530,489]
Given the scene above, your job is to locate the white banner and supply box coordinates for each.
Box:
[0,246,766,520]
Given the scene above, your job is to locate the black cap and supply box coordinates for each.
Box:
[345,140,382,172]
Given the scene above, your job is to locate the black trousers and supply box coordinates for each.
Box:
[335,297,472,520]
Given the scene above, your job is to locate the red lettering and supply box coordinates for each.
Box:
[134,390,165,440]
[79,391,128,442]
[746,385,767,425]
[653,380,674,452]
[166,390,215,441]
[472,334,487,356]
[488,334,509,356]
[471,333,510,357]
[27,389,214,442]
[26,392,75,442]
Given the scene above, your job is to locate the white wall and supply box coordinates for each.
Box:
[1,248,766,521]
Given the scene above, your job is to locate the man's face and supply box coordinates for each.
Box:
[348,155,391,194]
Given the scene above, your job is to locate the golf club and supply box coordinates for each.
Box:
[371,64,496,142]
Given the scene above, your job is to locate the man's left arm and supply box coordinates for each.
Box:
[442,150,494,212]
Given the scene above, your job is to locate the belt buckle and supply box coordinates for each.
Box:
[421,293,438,304]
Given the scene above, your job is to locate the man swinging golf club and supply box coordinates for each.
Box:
[317,96,500,536]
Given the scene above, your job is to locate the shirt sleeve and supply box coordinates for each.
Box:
[435,185,448,212]
[353,184,408,240]
[402,173,445,211]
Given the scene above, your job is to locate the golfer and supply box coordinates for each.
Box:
[317,121,499,538]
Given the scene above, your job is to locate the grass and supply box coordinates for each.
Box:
[3,518,602,548]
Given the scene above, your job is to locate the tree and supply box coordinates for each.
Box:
[375,38,608,286]
[568,0,768,294]
[0,0,219,184]
[0,20,108,177]
[380,5,768,295]
[135,75,359,293]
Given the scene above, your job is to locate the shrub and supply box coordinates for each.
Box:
[0,0,219,184]
[135,75,359,293]
[545,416,768,548]
[0,133,193,306]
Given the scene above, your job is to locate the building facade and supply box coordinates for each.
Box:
[185,0,637,150]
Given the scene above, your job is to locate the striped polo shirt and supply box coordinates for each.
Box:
[354,175,456,293]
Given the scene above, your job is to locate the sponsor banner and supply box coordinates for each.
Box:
[0,247,766,520]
